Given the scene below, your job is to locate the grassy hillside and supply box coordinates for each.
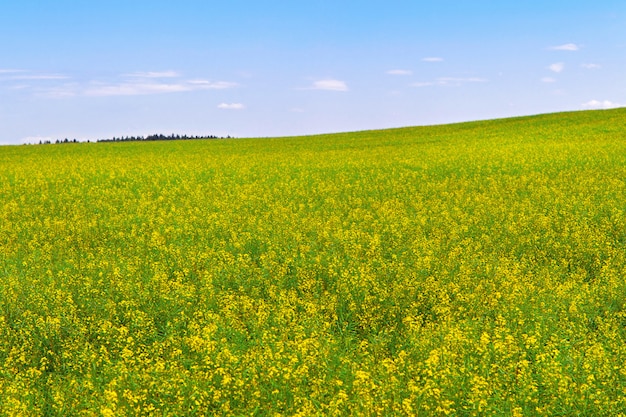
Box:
[1,109,626,415]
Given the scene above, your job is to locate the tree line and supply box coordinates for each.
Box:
[36,133,230,145]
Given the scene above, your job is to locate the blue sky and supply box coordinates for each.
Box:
[1,1,625,144]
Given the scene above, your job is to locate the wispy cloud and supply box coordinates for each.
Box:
[8,84,31,90]
[0,69,70,81]
[10,74,70,80]
[422,57,444,62]
[412,82,435,87]
[387,69,413,76]
[187,80,237,89]
[582,100,623,109]
[1,71,71,97]
[438,77,486,83]
[0,69,26,74]
[85,83,188,97]
[303,79,349,92]
[549,43,580,51]
[123,71,180,78]
[581,63,601,69]
[11,70,233,98]
[412,77,486,87]
[218,103,245,110]
[548,63,564,73]
[84,79,237,97]
[541,77,556,83]
[4,69,230,97]
[42,85,80,98]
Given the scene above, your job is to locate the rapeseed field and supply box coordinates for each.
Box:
[1,109,626,416]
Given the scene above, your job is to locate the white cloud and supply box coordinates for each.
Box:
[8,84,31,90]
[218,103,245,110]
[411,82,435,87]
[549,43,580,51]
[83,79,237,97]
[187,80,237,89]
[0,69,25,74]
[42,87,79,98]
[437,77,486,83]
[548,63,564,73]
[541,77,556,83]
[581,63,601,69]
[422,57,444,62]
[85,83,190,96]
[3,69,237,99]
[10,74,70,80]
[124,71,180,78]
[582,100,623,109]
[0,70,69,81]
[306,79,348,91]
[387,69,413,76]
[411,77,486,87]
[17,74,237,98]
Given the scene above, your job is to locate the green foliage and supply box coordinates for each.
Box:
[1,109,626,415]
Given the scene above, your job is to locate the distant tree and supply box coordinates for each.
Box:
[90,132,227,143]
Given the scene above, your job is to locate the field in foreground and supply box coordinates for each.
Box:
[2,109,626,416]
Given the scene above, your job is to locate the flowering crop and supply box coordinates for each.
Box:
[1,109,626,416]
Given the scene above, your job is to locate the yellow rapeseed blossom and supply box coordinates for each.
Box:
[1,109,626,415]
